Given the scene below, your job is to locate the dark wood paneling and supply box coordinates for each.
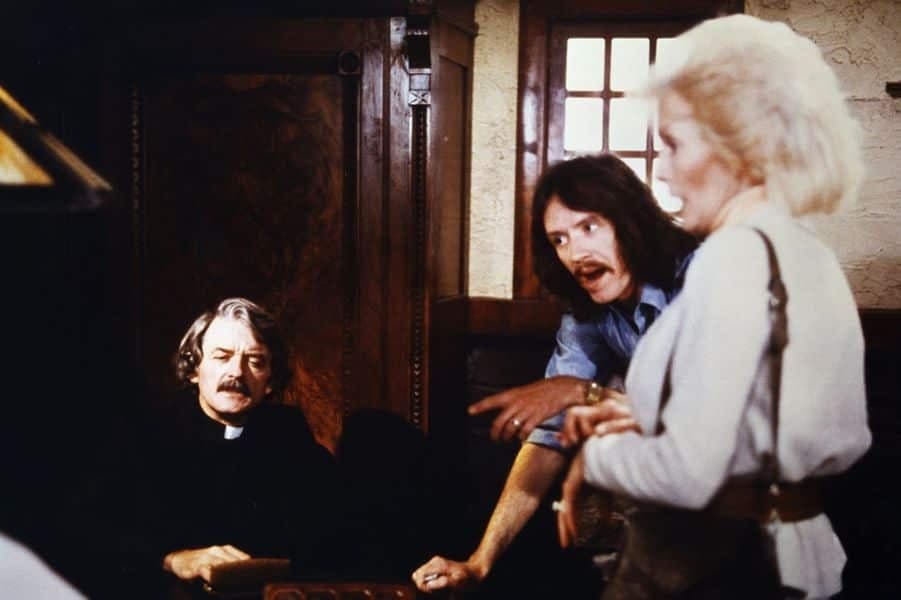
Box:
[426,12,475,436]
[431,16,472,299]
[10,0,413,21]
[355,19,390,420]
[468,297,561,338]
[99,18,384,448]
[138,71,353,448]
[410,101,429,428]
[514,1,554,298]
[96,9,478,442]
[86,6,477,443]
[265,581,417,600]
[7,3,484,594]
[557,0,743,19]
[429,296,469,435]
[384,16,415,423]
[431,56,467,298]
[466,299,901,349]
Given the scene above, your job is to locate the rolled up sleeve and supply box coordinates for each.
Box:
[527,314,614,452]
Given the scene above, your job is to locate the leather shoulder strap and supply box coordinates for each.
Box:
[752,227,789,484]
[655,228,789,486]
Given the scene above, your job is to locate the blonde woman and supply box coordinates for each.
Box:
[556,14,871,599]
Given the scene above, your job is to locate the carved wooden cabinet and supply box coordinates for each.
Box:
[90,1,475,447]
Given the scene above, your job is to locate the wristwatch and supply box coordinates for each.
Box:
[584,381,603,406]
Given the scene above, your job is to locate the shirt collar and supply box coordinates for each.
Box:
[224,425,244,440]
[608,282,669,334]
[191,399,250,441]
[638,281,669,314]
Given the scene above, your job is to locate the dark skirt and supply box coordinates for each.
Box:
[601,507,784,600]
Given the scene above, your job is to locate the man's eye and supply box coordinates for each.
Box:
[549,235,566,247]
[249,359,268,369]
[212,354,228,361]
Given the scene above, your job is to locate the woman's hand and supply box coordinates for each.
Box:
[556,450,585,549]
[558,397,639,448]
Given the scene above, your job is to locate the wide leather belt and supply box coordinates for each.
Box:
[705,479,825,523]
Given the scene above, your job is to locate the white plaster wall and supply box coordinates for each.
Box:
[468,0,901,306]
[467,0,518,297]
[746,0,901,307]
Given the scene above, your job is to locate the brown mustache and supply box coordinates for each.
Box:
[217,378,250,395]
[573,260,610,278]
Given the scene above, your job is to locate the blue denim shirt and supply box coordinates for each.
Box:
[527,254,693,451]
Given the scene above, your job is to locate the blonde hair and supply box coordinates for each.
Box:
[645,14,863,216]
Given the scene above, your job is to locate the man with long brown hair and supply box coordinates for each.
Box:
[413,154,697,595]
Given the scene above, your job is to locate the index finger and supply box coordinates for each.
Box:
[489,403,525,441]
[468,390,512,415]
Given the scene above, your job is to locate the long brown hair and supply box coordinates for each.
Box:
[531,154,697,319]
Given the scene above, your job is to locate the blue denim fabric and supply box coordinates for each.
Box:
[527,254,693,451]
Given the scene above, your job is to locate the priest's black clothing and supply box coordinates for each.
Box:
[125,393,339,597]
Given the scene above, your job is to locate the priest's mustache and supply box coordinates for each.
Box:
[218,378,250,396]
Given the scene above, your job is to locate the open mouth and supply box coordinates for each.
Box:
[576,263,610,286]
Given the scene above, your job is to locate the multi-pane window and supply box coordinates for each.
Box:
[549,23,689,213]
[514,4,738,297]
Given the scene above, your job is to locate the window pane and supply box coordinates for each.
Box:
[651,162,683,213]
[564,97,604,152]
[610,38,649,92]
[655,37,675,63]
[609,98,648,151]
[566,38,605,91]
[620,157,646,183]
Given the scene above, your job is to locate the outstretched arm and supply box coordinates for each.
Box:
[468,376,593,442]
[412,444,566,593]
[467,311,619,443]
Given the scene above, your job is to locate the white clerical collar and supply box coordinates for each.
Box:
[224,425,244,440]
